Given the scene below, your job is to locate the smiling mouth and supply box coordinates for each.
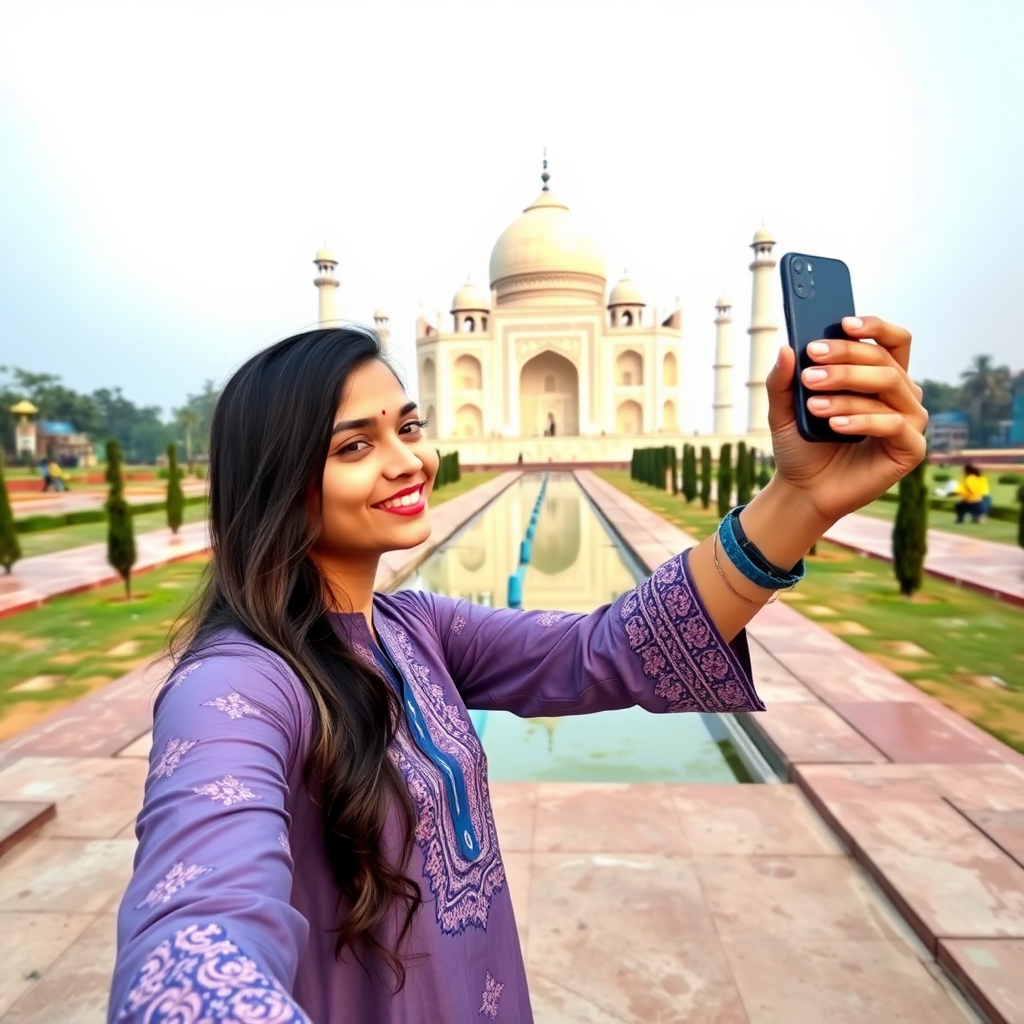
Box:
[374,486,425,512]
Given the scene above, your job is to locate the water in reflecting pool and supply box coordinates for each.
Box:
[398,473,751,782]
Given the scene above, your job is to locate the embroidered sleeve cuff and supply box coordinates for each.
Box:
[619,548,765,713]
[116,923,311,1023]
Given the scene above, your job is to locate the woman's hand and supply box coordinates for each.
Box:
[765,316,928,527]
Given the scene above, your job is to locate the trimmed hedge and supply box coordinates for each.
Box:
[876,490,1016,523]
[14,495,205,534]
[998,473,1022,485]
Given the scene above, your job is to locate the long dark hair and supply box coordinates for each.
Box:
[172,327,421,987]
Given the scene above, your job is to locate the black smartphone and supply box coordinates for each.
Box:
[779,252,865,444]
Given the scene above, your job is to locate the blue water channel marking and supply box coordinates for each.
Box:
[506,473,548,609]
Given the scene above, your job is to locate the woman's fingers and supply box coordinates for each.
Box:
[827,409,928,460]
[841,316,913,371]
[801,362,922,417]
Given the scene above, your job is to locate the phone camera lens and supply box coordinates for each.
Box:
[792,258,805,274]
[794,282,807,298]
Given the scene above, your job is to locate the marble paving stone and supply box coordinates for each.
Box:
[720,936,975,1024]
[0,802,55,859]
[489,782,538,853]
[533,784,687,854]
[693,855,901,944]
[939,939,1024,1024]
[832,702,1006,765]
[671,785,842,857]
[775,652,929,704]
[0,911,96,1016]
[528,934,750,1023]
[0,838,135,915]
[1,914,115,1024]
[806,798,1024,950]
[947,805,1024,870]
[502,851,530,952]
[745,648,820,704]
[0,757,147,839]
[794,763,940,805]
[114,732,152,759]
[2,704,154,761]
[752,704,888,775]
[931,764,1024,808]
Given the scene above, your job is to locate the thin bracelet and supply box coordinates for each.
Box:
[712,531,783,606]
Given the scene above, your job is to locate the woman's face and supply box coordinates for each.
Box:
[316,358,438,568]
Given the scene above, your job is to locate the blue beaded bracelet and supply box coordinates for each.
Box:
[717,505,806,591]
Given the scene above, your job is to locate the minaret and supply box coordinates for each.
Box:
[313,245,339,326]
[746,227,778,433]
[713,296,734,435]
[373,308,390,350]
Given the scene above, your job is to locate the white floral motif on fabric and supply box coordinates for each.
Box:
[202,692,263,720]
[277,831,291,855]
[137,862,212,909]
[152,737,197,779]
[619,551,763,713]
[193,774,258,806]
[536,611,565,628]
[376,621,506,936]
[449,614,467,635]
[117,922,312,1023]
[169,660,205,688]
[479,971,505,1019]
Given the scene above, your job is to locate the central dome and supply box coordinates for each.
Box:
[488,189,605,305]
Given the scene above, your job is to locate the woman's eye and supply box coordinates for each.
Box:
[337,440,370,455]
[400,419,428,435]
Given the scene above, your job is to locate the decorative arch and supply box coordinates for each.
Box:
[424,404,436,439]
[421,357,437,396]
[519,351,579,436]
[615,350,644,387]
[453,354,482,390]
[662,399,677,432]
[662,352,678,387]
[616,400,643,435]
[455,404,483,437]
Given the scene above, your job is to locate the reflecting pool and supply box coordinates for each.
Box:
[398,473,753,782]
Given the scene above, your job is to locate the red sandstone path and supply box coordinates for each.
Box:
[825,511,1024,607]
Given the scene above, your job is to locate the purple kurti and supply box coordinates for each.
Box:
[110,550,763,1024]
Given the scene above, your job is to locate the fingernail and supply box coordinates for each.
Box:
[807,342,829,356]
[843,316,863,330]
[803,368,828,382]
[807,397,830,410]
[831,416,851,427]
[775,346,786,368]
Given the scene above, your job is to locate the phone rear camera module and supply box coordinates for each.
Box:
[805,261,813,272]
[794,281,808,298]
[792,258,805,274]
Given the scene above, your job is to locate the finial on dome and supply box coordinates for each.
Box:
[541,148,550,192]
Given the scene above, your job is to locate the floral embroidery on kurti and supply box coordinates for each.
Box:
[536,611,565,627]
[117,922,311,1023]
[377,620,506,936]
[450,614,467,635]
[277,830,291,855]
[137,862,212,909]
[151,737,197,779]
[619,552,764,713]
[479,971,504,1018]
[193,774,258,806]
[202,692,263,720]
[168,660,204,688]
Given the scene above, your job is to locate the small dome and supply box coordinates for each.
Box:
[608,275,645,308]
[315,245,337,264]
[373,307,390,321]
[9,399,38,415]
[715,295,731,309]
[752,227,775,245]
[451,281,490,312]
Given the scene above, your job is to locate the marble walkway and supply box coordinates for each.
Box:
[0,471,1020,1022]
[824,511,1024,607]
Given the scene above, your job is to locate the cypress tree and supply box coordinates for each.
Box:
[669,447,679,495]
[630,449,638,482]
[0,453,21,574]
[453,451,461,483]
[736,441,752,505]
[717,443,733,517]
[166,443,185,534]
[758,450,772,490]
[1017,484,1024,550]
[682,444,698,503]
[892,457,928,597]
[106,439,137,599]
[699,446,712,509]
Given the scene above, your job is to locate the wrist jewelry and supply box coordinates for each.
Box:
[717,505,806,591]
[712,530,785,605]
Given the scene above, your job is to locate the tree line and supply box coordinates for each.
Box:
[923,354,1023,446]
[0,365,220,465]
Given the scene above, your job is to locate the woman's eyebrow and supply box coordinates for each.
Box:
[331,400,418,435]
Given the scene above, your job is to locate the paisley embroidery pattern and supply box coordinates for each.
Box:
[202,692,263,720]
[117,922,311,1023]
[138,862,212,909]
[152,737,197,779]
[193,774,258,806]
[479,971,505,1018]
[619,551,763,713]
[376,620,506,935]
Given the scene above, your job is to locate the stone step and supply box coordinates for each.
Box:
[0,800,56,860]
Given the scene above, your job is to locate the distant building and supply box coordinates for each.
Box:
[926,411,969,452]
[1011,378,1024,445]
[36,420,95,465]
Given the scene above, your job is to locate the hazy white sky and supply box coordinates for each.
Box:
[1,0,1021,431]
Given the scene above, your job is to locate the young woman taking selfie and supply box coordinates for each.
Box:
[109,319,927,1023]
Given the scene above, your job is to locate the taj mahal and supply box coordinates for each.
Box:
[312,163,780,465]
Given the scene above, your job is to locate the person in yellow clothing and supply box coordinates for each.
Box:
[46,460,68,493]
[954,463,990,523]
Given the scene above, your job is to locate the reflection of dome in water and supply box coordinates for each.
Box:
[531,494,582,575]
[457,520,487,572]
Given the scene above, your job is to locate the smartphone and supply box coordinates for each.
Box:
[779,252,865,444]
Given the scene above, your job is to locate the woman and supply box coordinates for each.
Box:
[953,463,991,523]
[110,318,927,1023]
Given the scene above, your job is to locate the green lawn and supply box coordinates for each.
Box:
[430,471,502,507]
[597,471,1024,755]
[856,497,1020,547]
